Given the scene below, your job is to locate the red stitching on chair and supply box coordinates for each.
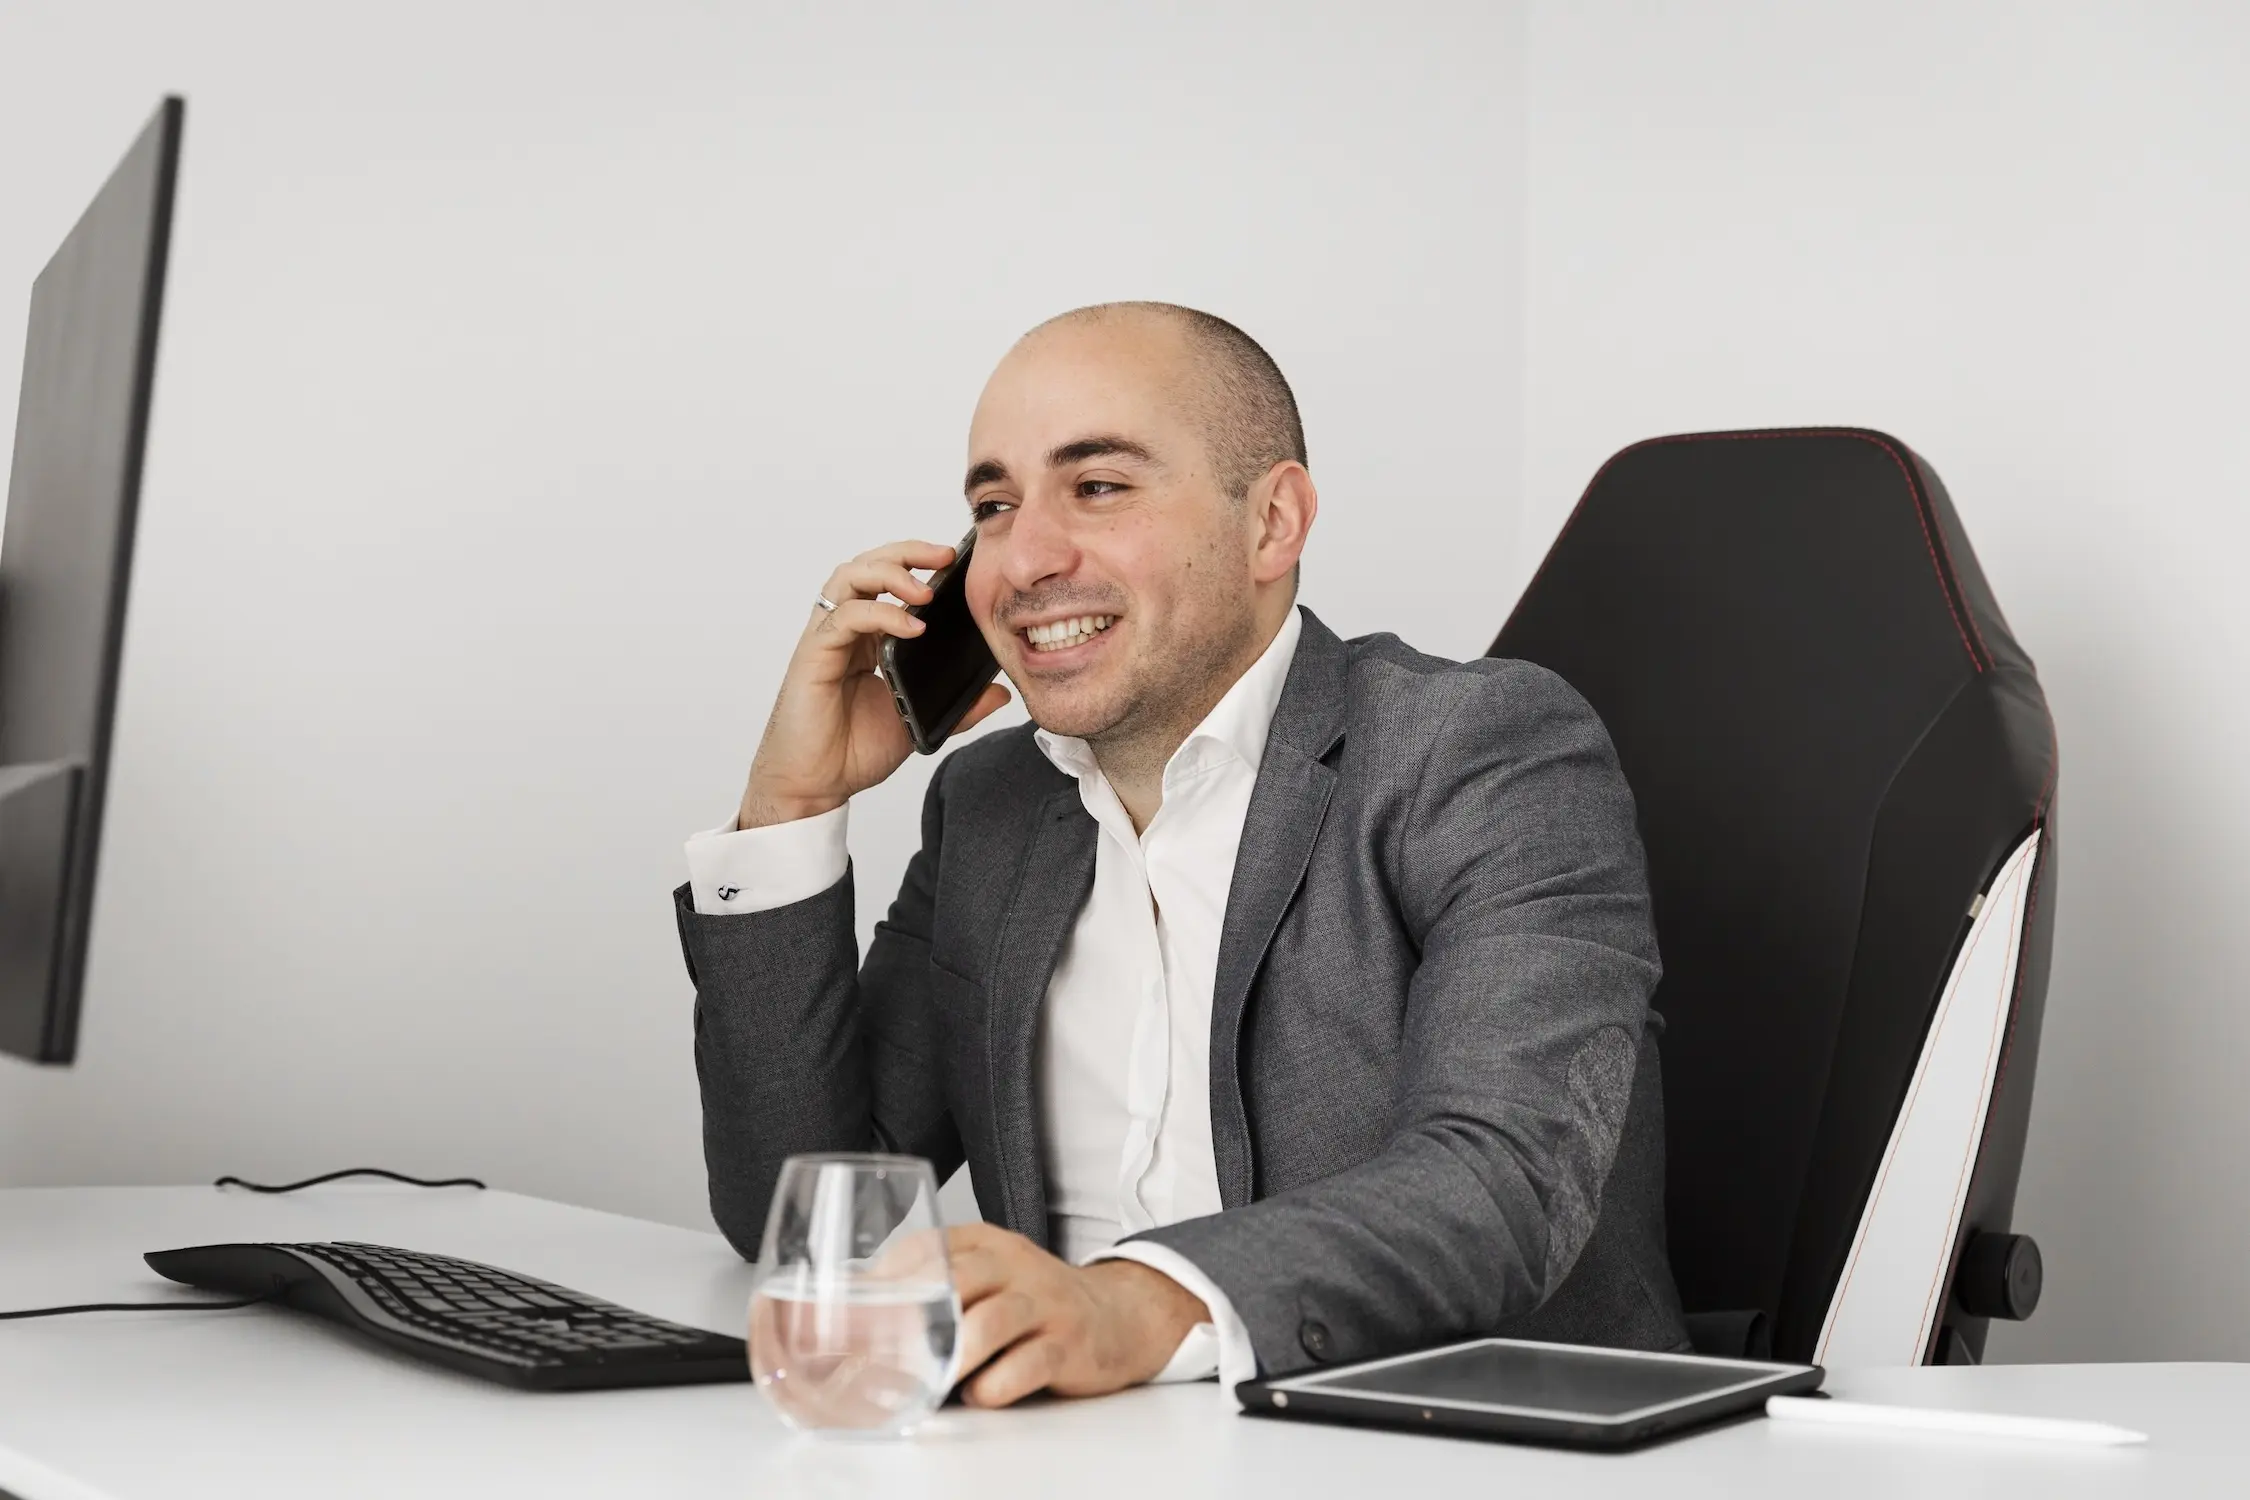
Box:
[1903,448,1995,666]
[1506,428,1988,675]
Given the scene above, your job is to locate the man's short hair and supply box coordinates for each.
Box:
[1045,302,1307,500]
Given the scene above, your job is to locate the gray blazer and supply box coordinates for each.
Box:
[675,608,1688,1375]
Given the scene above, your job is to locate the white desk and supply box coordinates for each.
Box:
[0,1186,2239,1498]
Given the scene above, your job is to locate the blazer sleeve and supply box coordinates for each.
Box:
[673,759,964,1260]
[1127,663,1663,1374]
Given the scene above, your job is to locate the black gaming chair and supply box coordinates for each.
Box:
[1493,428,2055,1367]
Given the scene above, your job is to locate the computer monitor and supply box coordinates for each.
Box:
[0,97,183,1064]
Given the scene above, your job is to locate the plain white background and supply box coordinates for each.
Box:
[0,0,2244,1368]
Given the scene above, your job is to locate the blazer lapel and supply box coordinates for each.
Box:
[1207,609,1350,1208]
[984,787,1097,1249]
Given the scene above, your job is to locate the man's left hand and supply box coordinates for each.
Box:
[945,1223,1209,1407]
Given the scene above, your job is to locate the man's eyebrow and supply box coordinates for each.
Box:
[963,458,1009,497]
[1047,435,1157,469]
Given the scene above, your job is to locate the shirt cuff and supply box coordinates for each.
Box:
[1092,1240,1257,1404]
[683,804,849,915]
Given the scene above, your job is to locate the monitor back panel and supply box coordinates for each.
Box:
[0,97,181,1062]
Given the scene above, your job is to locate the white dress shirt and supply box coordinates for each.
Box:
[686,609,1301,1397]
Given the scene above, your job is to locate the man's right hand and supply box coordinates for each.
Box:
[735,540,1013,831]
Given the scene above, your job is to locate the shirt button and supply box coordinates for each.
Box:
[1300,1321,1333,1361]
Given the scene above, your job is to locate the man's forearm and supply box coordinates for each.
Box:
[1128,1125,1558,1375]
[1127,1010,1650,1377]
[674,755,963,1259]
[677,875,878,1256]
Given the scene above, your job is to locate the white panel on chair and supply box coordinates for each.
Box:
[1815,829,2042,1368]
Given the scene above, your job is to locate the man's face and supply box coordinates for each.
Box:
[961,317,1263,743]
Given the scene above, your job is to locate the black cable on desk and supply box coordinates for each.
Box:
[0,1294,271,1321]
[2,1169,484,1320]
[212,1167,487,1193]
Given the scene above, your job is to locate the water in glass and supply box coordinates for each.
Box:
[749,1154,960,1437]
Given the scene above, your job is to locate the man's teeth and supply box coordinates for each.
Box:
[1024,615,1117,652]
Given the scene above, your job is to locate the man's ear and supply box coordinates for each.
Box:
[1249,461,1317,586]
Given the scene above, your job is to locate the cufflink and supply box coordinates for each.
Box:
[716,885,741,901]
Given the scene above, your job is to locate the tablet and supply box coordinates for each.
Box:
[1237,1337,1824,1450]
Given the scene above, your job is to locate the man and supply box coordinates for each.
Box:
[676,302,1687,1408]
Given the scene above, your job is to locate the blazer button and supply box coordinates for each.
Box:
[1300,1321,1333,1360]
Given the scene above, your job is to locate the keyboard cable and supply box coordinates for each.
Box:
[2,1166,485,1320]
[213,1167,486,1193]
[0,1294,272,1322]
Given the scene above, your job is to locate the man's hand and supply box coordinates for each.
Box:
[737,540,1012,830]
[945,1223,1210,1407]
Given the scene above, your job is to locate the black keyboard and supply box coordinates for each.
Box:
[144,1240,751,1390]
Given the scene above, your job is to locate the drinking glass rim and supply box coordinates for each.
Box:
[779,1152,937,1175]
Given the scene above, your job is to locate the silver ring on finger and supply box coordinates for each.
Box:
[814,593,840,613]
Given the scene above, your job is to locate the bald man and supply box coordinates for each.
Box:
[676,303,1687,1410]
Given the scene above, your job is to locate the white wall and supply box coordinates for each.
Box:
[0,3,1527,1231]
[1521,2,2250,1362]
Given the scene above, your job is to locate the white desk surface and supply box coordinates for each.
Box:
[0,1185,2240,1499]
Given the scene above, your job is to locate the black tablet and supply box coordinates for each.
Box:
[1237,1337,1824,1450]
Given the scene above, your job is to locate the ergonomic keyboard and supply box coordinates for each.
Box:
[144,1240,751,1390]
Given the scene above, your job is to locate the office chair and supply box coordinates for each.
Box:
[1492,428,2055,1367]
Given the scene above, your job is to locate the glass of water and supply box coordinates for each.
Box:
[749,1153,960,1437]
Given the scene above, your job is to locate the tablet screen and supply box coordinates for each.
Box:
[1285,1340,1782,1421]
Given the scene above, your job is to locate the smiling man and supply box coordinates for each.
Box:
[676,302,1688,1406]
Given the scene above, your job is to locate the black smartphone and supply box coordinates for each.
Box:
[880,528,1002,755]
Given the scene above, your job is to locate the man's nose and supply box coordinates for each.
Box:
[994,494,1078,591]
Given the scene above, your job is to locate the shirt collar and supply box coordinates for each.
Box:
[1034,606,1305,788]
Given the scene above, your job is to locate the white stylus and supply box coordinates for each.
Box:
[1765,1395,2147,1446]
